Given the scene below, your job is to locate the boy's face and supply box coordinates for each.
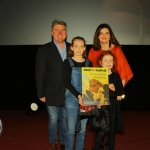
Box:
[91,84,100,93]
[100,55,113,71]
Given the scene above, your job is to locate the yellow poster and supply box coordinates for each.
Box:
[82,67,110,106]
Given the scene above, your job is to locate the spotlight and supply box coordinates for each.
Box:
[30,103,38,111]
[26,103,40,117]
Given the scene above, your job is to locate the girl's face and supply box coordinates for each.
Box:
[98,28,110,44]
[71,39,86,56]
[100,55,113,71]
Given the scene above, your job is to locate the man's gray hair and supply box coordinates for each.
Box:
[51,19,67,30]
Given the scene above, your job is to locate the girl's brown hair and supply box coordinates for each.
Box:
[67,36,87,58]
[96,51,117,73]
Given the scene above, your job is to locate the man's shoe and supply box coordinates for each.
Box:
[49,143,57,150]
[60,144,65,150]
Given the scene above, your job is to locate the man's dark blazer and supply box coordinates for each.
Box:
[35,40,70,106]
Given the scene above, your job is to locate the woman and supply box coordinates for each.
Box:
[88,23,133,149]
[88,23,133,87]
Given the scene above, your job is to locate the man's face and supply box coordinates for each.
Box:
[92,84,100,93]
[51,24,67,43]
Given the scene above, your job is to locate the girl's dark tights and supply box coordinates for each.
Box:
[93,129,115,150]
[93,129,105,150]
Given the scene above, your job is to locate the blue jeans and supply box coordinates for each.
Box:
[65,97,87,150]
[47,106,66,144]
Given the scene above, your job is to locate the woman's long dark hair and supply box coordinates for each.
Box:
[93,23,120,50]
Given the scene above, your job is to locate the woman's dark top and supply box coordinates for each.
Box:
[63,57,92,98]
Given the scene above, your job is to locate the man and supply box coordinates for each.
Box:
[35,19,70,150]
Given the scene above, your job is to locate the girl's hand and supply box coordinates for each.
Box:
[97,104,102,109]
[117,95,125,101]
[109,83,115,91]
[117,96,122,101]
[78,95,83,105]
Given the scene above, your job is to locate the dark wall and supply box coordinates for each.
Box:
[0,45,149,110]
[0,45,40,110]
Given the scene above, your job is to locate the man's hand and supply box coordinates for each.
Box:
[39,97,46,102]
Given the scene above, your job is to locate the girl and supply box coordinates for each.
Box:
[63,36,92,150]
[93,51,125,150]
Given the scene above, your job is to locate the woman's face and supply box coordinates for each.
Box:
[98,28,110,44]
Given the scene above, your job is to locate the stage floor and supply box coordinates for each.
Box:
[0,110,150,150]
